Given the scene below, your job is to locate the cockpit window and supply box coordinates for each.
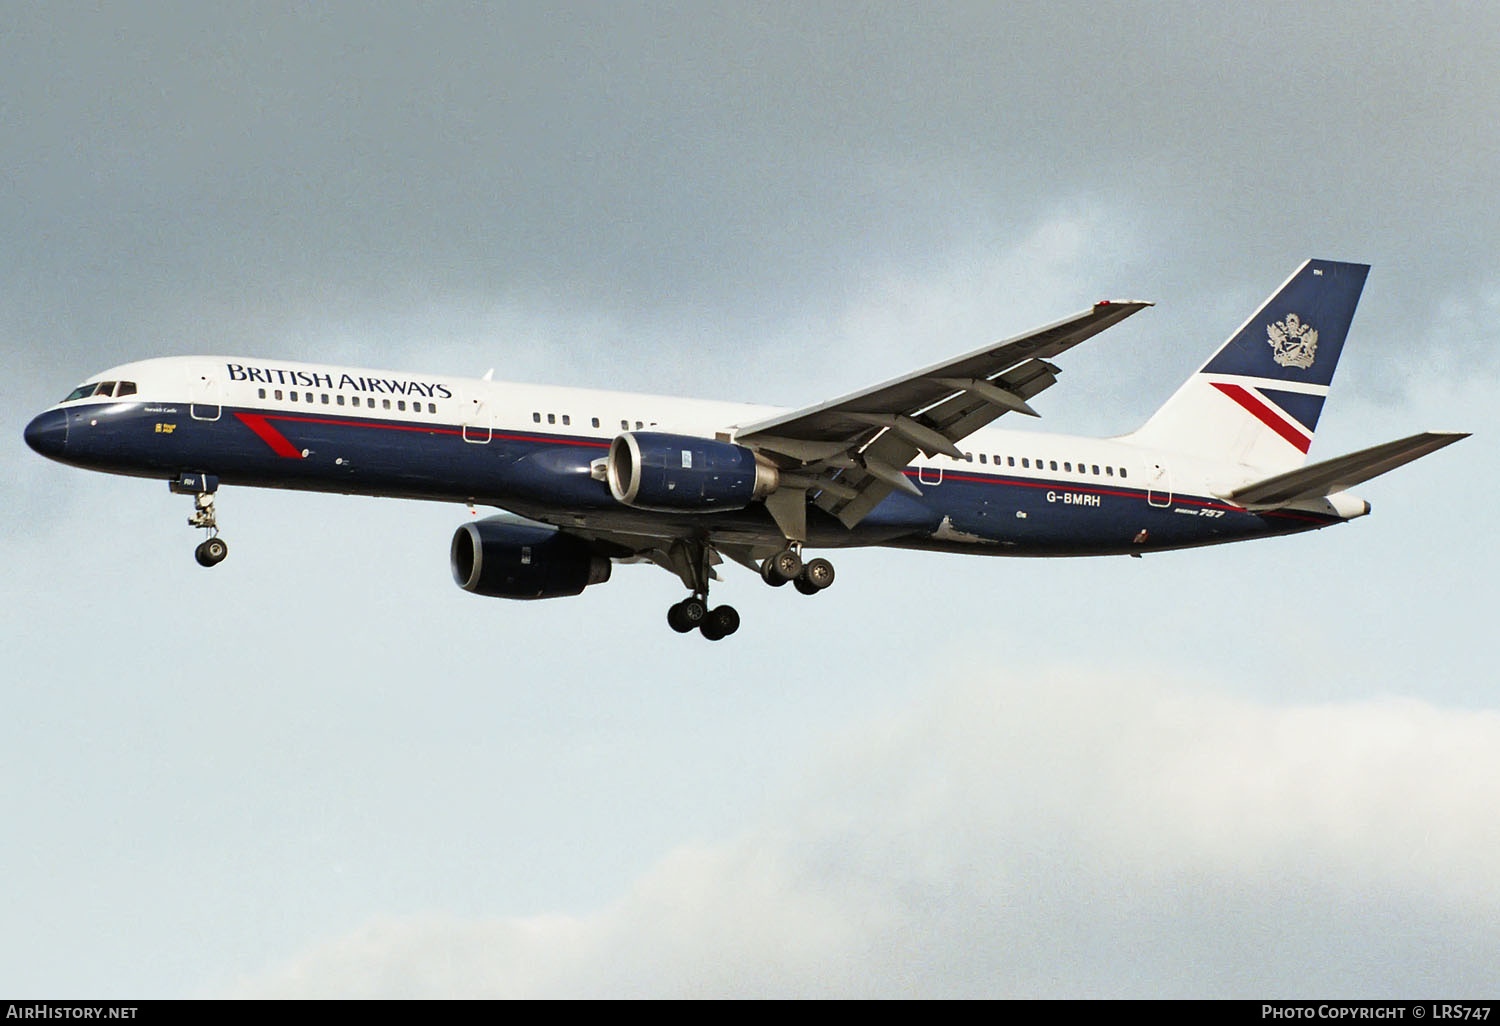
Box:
[61,380,137,402]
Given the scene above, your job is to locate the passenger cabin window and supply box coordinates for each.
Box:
[275,389,284,400]
[979,454,987,464]
[290,391,298,402]
[1106,466,1114,476]
[337,395,345,406]
[1007,457,1015,467]
[382,399,391,410]
[1092,465,1100,475]
[592,417,600,428]
[322,394,330,404]
[258,388,267,399]
[1021,458,1029,468]
[533,412,541,423]
[428,403,436,414]
[1064,462,1072,472]
[1050,460,1058,471]
[562,415,570,426]
[547,414,556,424]
[1120,468,1128,478]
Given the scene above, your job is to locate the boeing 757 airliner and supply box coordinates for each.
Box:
[24,260,1465,639]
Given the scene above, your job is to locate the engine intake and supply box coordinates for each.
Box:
[451,518,611,600]
[607,431,778,512]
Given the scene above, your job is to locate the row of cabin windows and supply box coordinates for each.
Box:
[532,412,652,431]
[257,387,437,415]
[949,451,1127,479]
[245,388,1136,478]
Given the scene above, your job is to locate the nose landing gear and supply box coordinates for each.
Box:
[172,473,227,567]
[194,534,228,567]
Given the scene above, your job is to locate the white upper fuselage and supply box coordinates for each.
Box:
[67,354,1215,494]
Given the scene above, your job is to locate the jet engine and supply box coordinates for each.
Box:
[606,431,778,512]
[450,517,611,600]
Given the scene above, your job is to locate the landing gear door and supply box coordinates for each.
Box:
[189,369,222,421]
[1146,460,1172,508]
[462,396,492,443]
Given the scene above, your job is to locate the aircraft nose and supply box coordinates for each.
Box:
[24,409,68,459]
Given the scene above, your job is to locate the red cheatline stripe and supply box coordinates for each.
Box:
[234,412,305,459]
[1210,382,1311,453]
[235,410,614,456]
[252,412,611,449]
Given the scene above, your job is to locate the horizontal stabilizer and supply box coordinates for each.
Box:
[1228,431,1468,509]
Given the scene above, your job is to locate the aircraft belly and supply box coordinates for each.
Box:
[877,471,1338,556]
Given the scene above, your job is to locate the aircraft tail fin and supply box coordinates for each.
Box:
[1126,259,1370,473]
[1227,431,1468,510]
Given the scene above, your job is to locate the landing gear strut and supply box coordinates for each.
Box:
[666,541,739,640]
[173,473,228,567]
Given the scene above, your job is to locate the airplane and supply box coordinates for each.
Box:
[24,259,1466,639]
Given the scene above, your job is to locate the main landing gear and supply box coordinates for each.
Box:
[759,544,835,596]
[660,541,834,640]
[667,595,741,640]
[172,473,228,567]
[665,540,740,641]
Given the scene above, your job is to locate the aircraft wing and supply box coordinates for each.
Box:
[733,300,1151,532]
[1227,431,1469,510]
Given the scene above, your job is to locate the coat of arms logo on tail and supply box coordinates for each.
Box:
[1267,313,1318,369]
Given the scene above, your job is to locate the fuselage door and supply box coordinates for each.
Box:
[1146,459,1172,508]
[189,369,222,422]
[917,463,943,487]
[462,395,492,443]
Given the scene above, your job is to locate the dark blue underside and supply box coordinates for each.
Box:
[50,402,1341,555]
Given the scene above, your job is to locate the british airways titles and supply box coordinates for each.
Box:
[226,362,454,400]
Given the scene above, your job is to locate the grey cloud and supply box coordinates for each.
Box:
[5,4,1497,376]
[239,669,1500,998]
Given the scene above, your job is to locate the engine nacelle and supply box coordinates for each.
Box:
[450,518,612,600]
[606,431,778,512]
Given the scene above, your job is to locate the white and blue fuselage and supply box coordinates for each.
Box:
[24,260,1462,638]
[24,353,1347,555]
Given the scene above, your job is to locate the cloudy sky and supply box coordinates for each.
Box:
[4,2,1497,998]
